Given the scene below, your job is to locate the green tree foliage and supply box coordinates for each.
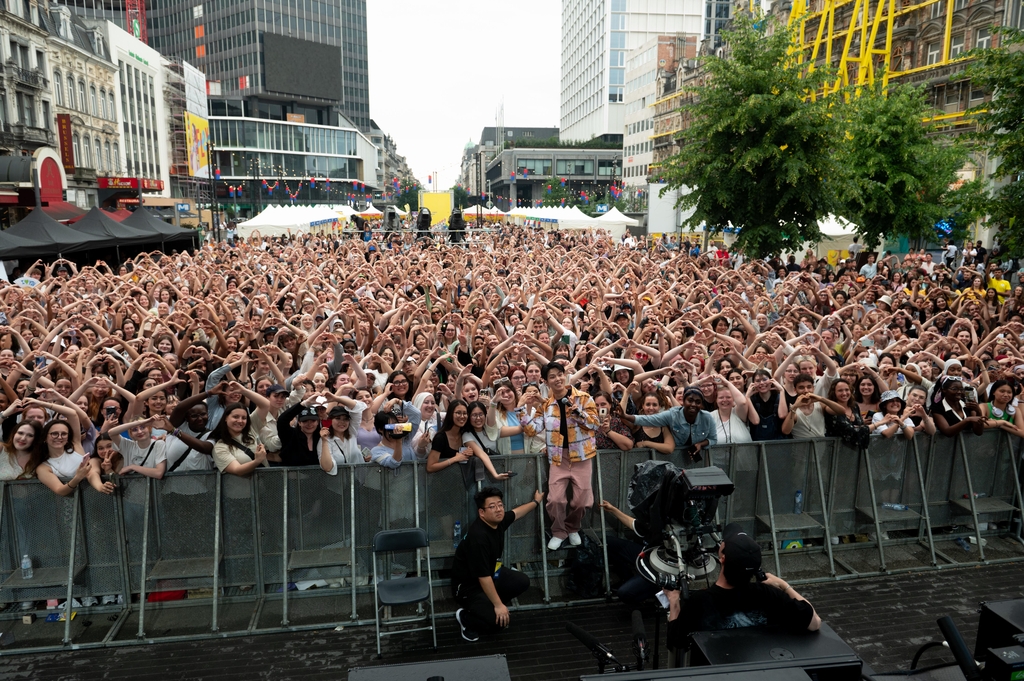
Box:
[452,184,470,209]
[965,28,1024,254]
[541,177,576,208]
[941,178,991,242]
[840,82,967,248]
[661,15,846,258]
[394,184,420,212]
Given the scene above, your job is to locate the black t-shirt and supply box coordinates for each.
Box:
[667,583,815,648]
[431,429,461,460]
[451,511,516,597]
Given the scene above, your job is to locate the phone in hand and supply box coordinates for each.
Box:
[598,407,608,418]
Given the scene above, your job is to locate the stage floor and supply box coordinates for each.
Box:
[0,562,1022,680]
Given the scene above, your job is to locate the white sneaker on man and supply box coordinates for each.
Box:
[547,536,564,551]
[568,532,582,546]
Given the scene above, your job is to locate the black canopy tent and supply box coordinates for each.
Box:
[122,208,196,247]
[71,207,158,259]
[0,208,106,258]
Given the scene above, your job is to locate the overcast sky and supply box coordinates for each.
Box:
[366,1,561,189]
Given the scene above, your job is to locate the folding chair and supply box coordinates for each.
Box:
[372,527,437,657]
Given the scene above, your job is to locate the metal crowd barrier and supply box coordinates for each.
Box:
[0,432,1021,654]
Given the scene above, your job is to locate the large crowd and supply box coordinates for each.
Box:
[0,226,1021,504]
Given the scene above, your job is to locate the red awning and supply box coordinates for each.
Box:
[41,200,87,222]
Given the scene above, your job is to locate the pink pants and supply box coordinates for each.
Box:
[546,458,594,539]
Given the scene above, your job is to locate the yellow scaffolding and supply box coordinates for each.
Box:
[788,0,966,97]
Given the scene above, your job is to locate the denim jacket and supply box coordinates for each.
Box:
[632,408,717,450]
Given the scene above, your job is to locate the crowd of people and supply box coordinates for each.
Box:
[0,227,1020,495]
[0,225,1021,626]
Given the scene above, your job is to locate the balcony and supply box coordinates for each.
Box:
[0,124,55,148]
[5,63,46,89]
[73,167,97,182]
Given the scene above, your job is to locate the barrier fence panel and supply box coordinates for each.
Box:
[0,435,1021,655]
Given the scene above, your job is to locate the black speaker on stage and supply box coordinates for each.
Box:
[975,600,1024,661]
[383,206,400,233]
[449,210,465,243]
[349,654,511,681]
[417,207,432,236]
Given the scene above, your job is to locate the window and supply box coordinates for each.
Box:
[611,32,625,49]
[953,0,967,8]
[611,13,626,30]
[926,41,941,64]
[975,27,991,49]
[598,160,618,176]
[556,159,594,175]
[950,33,964,57]
[90,85,98,116]
[105,142,111,171]
[67,74,76,109]
[99,88,106,118]
[15,92,34,127]
[95,139,103,171]
[41,100,50,130]
[53,71,63,106]
[78,80,86,112]
[930,0,944,17]
[516,158,552,175]
[72,133,81,164]
[945,86,960,105]
[112,143,119,171]
[609,86,623,102]
[108,92,115,121]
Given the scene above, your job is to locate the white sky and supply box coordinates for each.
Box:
[366,0,561,189]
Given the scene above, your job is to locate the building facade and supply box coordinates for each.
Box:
[622,33,696,188]
[559,0,703,144]
[459,126,560,198]
[145,0,369,132]
[369,119,414,195]
[48,5,119,209]
[485,147,623,212]
[0,0,55,156]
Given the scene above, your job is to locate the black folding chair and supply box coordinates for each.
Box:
[372,527,436,657]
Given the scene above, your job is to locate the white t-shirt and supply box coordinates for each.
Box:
[870,412,914,435]
[163,428,214,472]
[43,451,86,481]
[113,436,167,468]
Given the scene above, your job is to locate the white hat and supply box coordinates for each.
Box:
[877,295,893,306]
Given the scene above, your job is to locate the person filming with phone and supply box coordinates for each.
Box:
[665,523,821,651]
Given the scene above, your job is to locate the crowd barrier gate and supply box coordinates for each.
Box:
[0,432,1020,654]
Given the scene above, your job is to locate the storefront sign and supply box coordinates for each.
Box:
[98,178,165,191]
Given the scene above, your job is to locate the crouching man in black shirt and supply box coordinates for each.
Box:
[451,486,544,642]
[667,523,821,650]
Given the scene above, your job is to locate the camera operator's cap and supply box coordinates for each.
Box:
[265,384,287,397]
[722,522,762,574]
[297,408,320,422]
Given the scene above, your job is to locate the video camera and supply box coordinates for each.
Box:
[628,461,734,596]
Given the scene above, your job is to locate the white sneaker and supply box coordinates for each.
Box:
[81,596,98,607]
[101,595,117,605]
[568,532,582,546]
[547,536,564,551]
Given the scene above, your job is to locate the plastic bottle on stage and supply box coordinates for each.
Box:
[20,555,32,580]
[453,521,462,550]
[881,503,909,511]
[793,490,803,515]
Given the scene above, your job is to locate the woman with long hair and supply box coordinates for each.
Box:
[485,380,533,456]
[593,391,635,451]
[0,421,42,480]
[710,375,754,444]
[461,400,512,479]
[630,391,675,455]
[855,375,882,422]
[981,379,1024,437]
[931,378,984,437]
[319,396,369,474]
[32,419,112,496]
[210,402,267,476]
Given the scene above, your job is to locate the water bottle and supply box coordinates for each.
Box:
[793,490,803,515]
[20,555,32,580]
[881,503,909,511]
[453,521,461,550]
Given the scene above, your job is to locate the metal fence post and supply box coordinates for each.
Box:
[211,472,223,633]
[136,478,151,639]
[281,470,289,627]
[61,489,80,646]
[350,466,358,620]
[758,443,783,576]
[1002,431,1024,548]
[860,446,887,572]
[910,437,938,566]
[538,453,550,603]
[811,441,837,577]
[957,434,987,562]
[594,451,612,597]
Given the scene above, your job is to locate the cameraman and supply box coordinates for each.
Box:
[666,524,820,650]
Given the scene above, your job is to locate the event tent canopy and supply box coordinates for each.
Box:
[72,207,155,248]
[237,205,339,237]
[595,207,639,227]
[121,207,196,242]
[359,204,383,216]
[0,208,106,258]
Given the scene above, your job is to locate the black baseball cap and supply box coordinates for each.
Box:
[721,523,762,585]
[297,408,320,422]
[328,406,349,419]
[265,384,287,396]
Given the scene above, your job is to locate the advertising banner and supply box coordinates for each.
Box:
[56,114,74,173]
[184,111,210,178]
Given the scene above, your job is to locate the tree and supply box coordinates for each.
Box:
[541,177,576,208]
[452,184,470,209]
[965,28,1024,254]
[660,15,847,258]
[839,82,967,249]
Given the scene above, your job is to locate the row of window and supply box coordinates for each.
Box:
[626,141,653,157]
[914,26,991,68]
[626,69,657,95]
[52,70,116,122]
[120,61,161,181]
[210,119,361,156]
[627,118,654,136]
[214,150,360,179]
[625,164,649,179]
[71,133,120,173]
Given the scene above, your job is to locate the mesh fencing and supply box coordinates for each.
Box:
[0,433,1021,651]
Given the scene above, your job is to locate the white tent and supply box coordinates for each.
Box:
[359,204,383,216]
[237,204,339,238]
[596,207,639,227]
[462,205,505,217]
